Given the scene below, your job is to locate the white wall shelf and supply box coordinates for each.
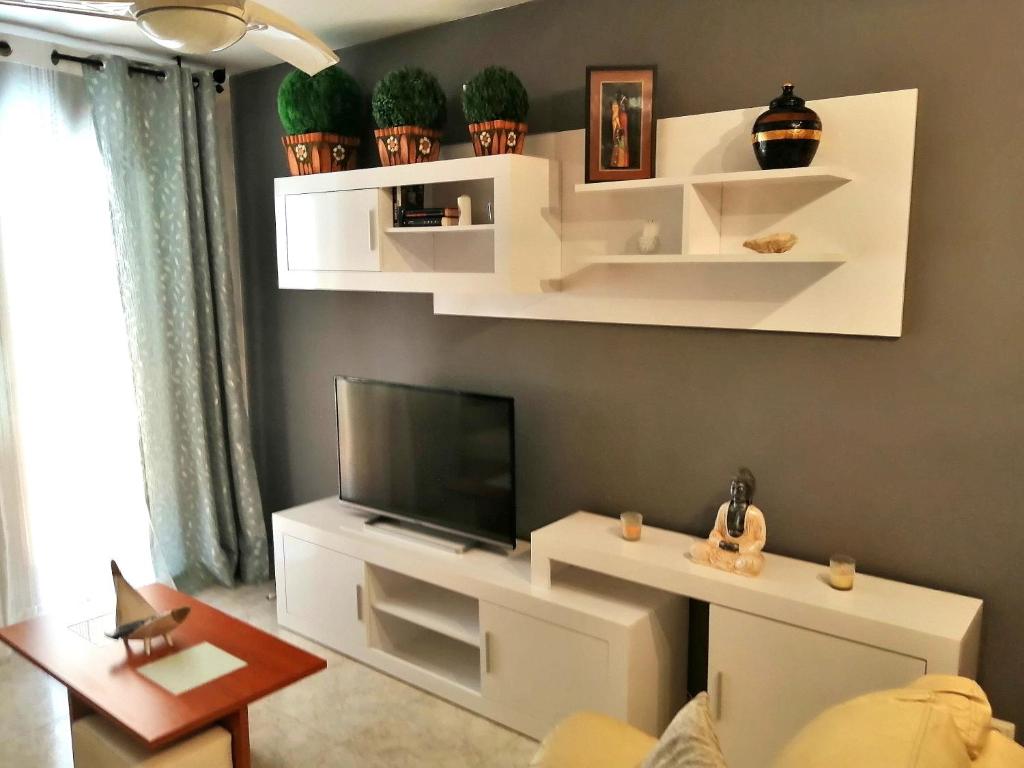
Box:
[277,89,917,336]
[573,165,852,195]
[435,89,918,337]
[687,166,852,187]
[384,224,496,235]
[573,252,848,267]
[573,176,688,193]
[275,154,559,295]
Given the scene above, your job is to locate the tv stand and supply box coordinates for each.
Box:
[272,498,688,740]
[363,515,477,554]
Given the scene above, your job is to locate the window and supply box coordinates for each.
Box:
[0,61,155,621]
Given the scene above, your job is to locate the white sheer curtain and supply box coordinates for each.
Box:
[0,61,156,624]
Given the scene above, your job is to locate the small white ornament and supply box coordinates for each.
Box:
[457,194,472,226]
[638,219,661,254]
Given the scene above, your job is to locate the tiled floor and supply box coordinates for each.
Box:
[0,582,538,767]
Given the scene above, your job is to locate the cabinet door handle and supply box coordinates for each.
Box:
[367,209,375,252]
[355,584,363,621]
[708,670,722,721]
[482,631,492,674]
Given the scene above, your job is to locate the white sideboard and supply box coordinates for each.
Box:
[531,511,983,768]
[272,499,688,740]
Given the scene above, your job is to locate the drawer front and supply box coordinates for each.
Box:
[279,535,366,654]
[709,605,926,768]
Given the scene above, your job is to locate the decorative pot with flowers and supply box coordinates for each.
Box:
[277,65,362,175]
[371,67,446,166]
[461,66,529,156]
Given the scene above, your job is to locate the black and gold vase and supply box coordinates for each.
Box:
[751,83,822,170]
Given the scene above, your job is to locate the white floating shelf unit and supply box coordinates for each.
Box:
[275,154,560,295]
[435,89,917,337]
[275,89,917,336]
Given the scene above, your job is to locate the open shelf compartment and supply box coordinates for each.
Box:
[382,178,496,274]
[370,611,482,693]
[367,565,480,646]
[683,169,850,260]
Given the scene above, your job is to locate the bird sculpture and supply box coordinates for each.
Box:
[105,561,191,656]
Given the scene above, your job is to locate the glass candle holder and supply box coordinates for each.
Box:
[829,555,856,591]
[620,511,643,541]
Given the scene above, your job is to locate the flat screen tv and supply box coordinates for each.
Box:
[335,377,516,550]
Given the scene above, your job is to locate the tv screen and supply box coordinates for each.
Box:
[335,377,516,549]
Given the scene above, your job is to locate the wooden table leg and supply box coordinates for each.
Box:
[67,689,94,722]
[220,706,251,768]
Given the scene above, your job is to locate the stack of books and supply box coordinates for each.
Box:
[398,207,461,227]
[392,185,460,228]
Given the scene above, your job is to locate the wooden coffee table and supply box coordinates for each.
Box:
[0,584,326,767]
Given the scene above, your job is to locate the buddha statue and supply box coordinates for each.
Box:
[690,468,766,577]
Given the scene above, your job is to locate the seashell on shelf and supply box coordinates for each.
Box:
[743,232,798,254]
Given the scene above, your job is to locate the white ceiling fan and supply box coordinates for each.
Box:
[0,0,339,74]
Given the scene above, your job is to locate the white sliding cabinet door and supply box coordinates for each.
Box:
[708,605,925,768]
[284,188,381,272]
[278,534,366,654]
[480,603,610,734]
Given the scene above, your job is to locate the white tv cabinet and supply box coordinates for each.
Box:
[272,499,688,740]
[531,512,984,768]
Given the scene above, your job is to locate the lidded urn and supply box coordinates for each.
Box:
[751,83,821,170]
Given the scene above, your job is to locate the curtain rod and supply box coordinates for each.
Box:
[47,48,226,93]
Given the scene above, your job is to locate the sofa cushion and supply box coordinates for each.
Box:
[71,716,233,768]
[907,675,991,758]
[973,732,1024,768]
[773,688,972,768]
[641,693,727,768]
[529,711,657,768]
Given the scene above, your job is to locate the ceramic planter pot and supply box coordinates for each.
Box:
[282,132,359,175]
[468,120,527,156]
[374,125,443,166]
[751,83,822,170]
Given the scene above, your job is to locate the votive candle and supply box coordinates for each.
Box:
[621,511,643,542]
[829,555,856,591]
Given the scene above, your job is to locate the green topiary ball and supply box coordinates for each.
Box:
[371,67,447,130]
[277,65,361,136]
[462,66,529,124]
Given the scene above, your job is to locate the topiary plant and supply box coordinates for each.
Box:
[371,67,447,130]
[277,66,361,136]
[462,66,529,124]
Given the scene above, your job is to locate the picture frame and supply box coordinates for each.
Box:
[585,65,657,184]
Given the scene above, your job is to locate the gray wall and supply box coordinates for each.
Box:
[231,0,1024,728]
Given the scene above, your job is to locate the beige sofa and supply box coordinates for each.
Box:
[531,676,1024,768]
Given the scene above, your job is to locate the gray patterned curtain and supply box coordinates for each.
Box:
[83,58,267,591]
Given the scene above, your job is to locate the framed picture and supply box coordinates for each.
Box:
[585,65,657,183]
